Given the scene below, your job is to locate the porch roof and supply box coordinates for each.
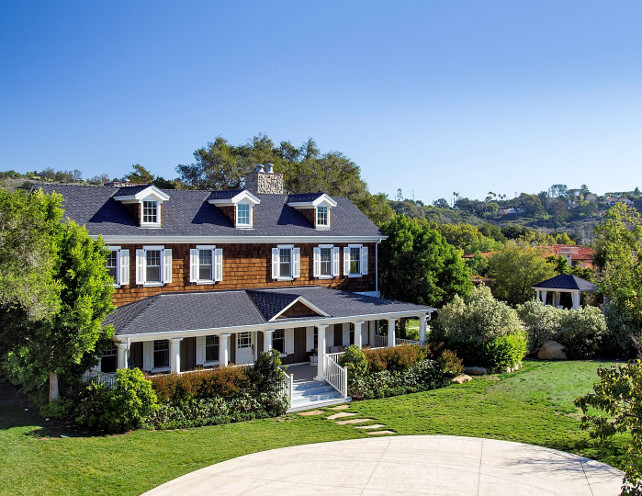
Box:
[105,286,433,337]
[531,274,597,292]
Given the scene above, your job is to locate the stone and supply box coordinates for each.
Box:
[464,366,488,376]
[326,412,358,420]
[452,374,472,384]
[368,430,396,435]
[335,418,374,425]
[537,340,567,360]
[297,410,324,416]
[327,405,350,410]
[354,424,386,430]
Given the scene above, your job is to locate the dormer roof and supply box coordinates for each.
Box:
[113,184,170,202]
[286,192,337,208]
[207,189,261,206]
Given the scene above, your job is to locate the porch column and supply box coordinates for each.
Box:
[219,333,230,366]
[571,292,581,310]
[169,338,182,374]
[388,318,397,347]
[263,329,274,352]
[552,292,559,307]
[369,321,376,347]
[353,321,365,348]
[116,342,128,370]
[419,315,428,345]
[315,324,329,381]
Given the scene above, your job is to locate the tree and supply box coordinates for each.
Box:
[0,189,63,321]
[1,213,115,402]
[594,203,642,356]
[125,164,155,184]
[379,214,472,307]
[433,198,450,209]
[486,241,557,306]
[575,361,642,495]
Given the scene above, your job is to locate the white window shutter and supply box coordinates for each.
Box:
[313,247,321,278]
[361,246,369,275]
[271,248,279,279]
[163,249,172,284]
[214,248,223,282]
[189,249,198,283]
[306,326,314,352]
[195,336,204,366]
[285,329,295,354]
[119,249,129,286]
[292,248,300,278]
[143,341,153,371]
[343,247,350,275]
[136,249,145,285]
[332,247,340,277]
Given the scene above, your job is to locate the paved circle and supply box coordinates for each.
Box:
[143,435,624,495]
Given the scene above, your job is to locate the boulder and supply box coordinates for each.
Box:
[537,340,567,360]
[464,366,488,376]
[452,374,472,384]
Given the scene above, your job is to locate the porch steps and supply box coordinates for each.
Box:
[287,379,350,413]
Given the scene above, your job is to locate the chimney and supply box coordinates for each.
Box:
[245,164,283,194]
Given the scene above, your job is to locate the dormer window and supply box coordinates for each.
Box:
[207,189,260,229]
[113,185,169,228]
[237,203,251,227]
[316,206,329,227]
[142,200,159,225]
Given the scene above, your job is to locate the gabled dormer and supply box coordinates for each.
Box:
[286,193,338,230]
[207,189,261,229]
[113,185,170,228]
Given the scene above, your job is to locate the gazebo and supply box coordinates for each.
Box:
[531,274,597,310]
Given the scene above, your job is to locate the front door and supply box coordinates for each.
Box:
[293,327,307,362]
[235,331,254,365]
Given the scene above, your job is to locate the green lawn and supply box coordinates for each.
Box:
[0,360,628,496]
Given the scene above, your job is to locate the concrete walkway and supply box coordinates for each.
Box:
[143,435,624,496]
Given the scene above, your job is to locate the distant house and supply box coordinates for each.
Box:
[500,207,524,216]
[605,197,633,207]
[538,245,594,269]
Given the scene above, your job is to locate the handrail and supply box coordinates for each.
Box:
[326,351,344,362]
[323,354,348,398]
[83,369,116,389]
[373,334,388,347]
[395,338,421,346]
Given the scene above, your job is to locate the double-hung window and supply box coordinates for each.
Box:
[205,335,219,363]
[141,200,160,226]
[273,329,285,354]
[190,246,223,284]
[105,246,130,287]
[343,244,369,277]
[272,245,300,281]
[316,206,329,228]
[153,340,169,369]
[136,246,172,286]
[236,203,251,227]
[313,245,340,279]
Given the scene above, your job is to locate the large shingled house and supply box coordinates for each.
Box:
[38,166,433,406]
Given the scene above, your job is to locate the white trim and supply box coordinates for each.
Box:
[275,244,296,281]
[268,296,331,322]
[136,245,169,286]
[116,308,437,342]
[235,203,253,228]
[95,235,387,244]
[286,194,337,208]
[113,185,170,202]
[347,244,363,278]
[107,246,121,287]
[207,189,261,206]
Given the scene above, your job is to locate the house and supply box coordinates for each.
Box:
[605,196,633,207]
[532,274,597,310]
[37,166,433,402]
[537,245,595,269]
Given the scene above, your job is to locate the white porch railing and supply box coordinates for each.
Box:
[326,351,344,362]
[395,337,421,346]
[373,334,388,347]
[279,372,294,407]
[83,369,116,388]
[323,354,348,398]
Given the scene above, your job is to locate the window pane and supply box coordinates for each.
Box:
[205,335,219,362]
[199,249,212,280]
[154,340,169,368]
[350,247,361,274]
[317,206,328,226]
[146,250,161,282]
[106,251,118,280]
[143,201,158,223]
[279,248,291,278]
[238,332,252,348]
[273,330,285,354]
[237,204,250,225]
[320,247,331,276]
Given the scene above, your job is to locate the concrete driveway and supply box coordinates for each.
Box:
[143,435,624,495]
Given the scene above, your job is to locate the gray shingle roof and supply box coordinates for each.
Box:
[286,193,325,202]
[532,274,597,291]
[35,184,383,238]
[105,287,432,336]
[207,189,244,200]
[114,185,151,196]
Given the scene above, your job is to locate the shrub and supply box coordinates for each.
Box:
[431,286,525,371]
[349,359,450,400]
[483,332,528,371]
[364,344,428,373]
[248,349,285,395]
[604,301,640,359]
[517,300,563,354]
[438,349,464,377]
[149,367,252,405]
[339,345,368,385]
[558,306,607,359]
[76,368,158,433]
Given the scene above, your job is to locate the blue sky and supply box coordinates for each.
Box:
[1,1,641,203]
